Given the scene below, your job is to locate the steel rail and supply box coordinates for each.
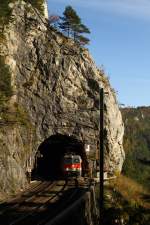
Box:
[8,181,57,225]
[0,181,53,223]
[8,181,66,225]
[37,179,80,225]
[0,181,42,211]
[45,190,87,225]
[8,179,78,225]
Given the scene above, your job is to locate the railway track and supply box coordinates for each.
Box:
[36,179,86,225]
[0,178,87,225]
[0,181,57,225]
[0,181,45,213]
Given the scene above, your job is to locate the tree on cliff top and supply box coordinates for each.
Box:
[59,6,80,37]
[59,6,90,45]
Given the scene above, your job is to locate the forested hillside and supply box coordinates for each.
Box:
[102,107,150,225]
[121,106,150,190]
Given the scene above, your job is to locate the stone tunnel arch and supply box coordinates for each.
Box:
[32,134,89,180]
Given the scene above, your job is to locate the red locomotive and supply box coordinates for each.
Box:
[63,154,82,177]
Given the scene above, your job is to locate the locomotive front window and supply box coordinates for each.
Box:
[64,158,72,164]
[73,158,80,163]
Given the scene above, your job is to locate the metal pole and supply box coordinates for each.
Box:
[99,87,104,223]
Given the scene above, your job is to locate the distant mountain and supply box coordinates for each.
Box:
[121,106,150,190]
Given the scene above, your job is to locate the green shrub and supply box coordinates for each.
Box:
[24,0,45,15]
[0,0,14,25]
[0,0,45,26]
[1,104,32,128]
[102,176,150,225]
[0,56,12,99]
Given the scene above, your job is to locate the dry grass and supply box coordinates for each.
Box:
[0,192,10,203]
[110,175,150,209]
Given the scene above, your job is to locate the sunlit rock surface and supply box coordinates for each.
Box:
[0,1,124,193]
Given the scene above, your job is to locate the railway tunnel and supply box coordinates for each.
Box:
[32,134,89,180]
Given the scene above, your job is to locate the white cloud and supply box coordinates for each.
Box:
[48,0,150,21]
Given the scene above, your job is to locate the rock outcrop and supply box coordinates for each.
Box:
[0,1,125,194]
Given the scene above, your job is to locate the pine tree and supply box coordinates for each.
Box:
[59,6,80,37]
[75,35,90,45]
[73,23,90,45]
[59,5,90,45]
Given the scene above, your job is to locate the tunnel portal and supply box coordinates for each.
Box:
[33,134,89,180]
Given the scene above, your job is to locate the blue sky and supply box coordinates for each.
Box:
[47,0,150,107]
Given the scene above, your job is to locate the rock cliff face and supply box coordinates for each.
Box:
[0,1,125,194]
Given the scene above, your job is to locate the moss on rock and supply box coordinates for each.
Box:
[0,56,12,99]
[24,0,45,15]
